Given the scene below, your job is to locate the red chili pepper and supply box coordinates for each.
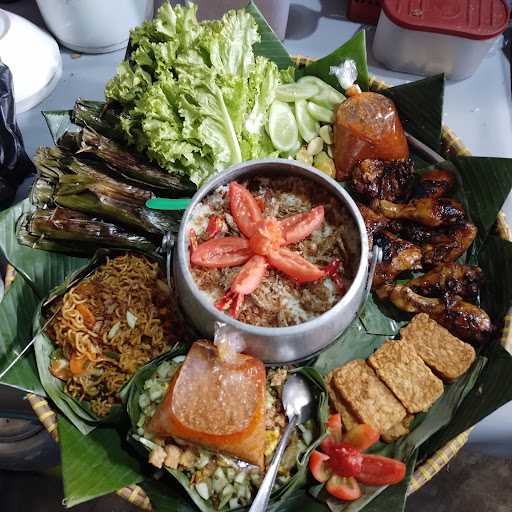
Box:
[324,258,345,291]
[206,215,223,240]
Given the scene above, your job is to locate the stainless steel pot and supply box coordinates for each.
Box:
[174,158,370,364]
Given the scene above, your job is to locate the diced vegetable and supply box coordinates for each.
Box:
[195,482,210,501]
[126,310,137,328]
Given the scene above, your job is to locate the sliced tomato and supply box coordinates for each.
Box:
[356,454,406,486]
[190,237,252,268]
[279,205,324,245]
[343,424,380,452]
[249,218,284,256]
[266,247,325,283]
[320,414,343,453]
[309,450,332,483]
[325,475,362,501]
[229,182,263,238]
[230,255,268,295]
[327,443,363,478]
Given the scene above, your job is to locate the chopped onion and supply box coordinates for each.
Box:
[195,482,210,500]
[107,321,121,339]
[126,310,137,329]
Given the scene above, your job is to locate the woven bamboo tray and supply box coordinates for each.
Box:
[7,66,512,509]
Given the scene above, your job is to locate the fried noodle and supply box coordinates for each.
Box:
[47,254,175,416]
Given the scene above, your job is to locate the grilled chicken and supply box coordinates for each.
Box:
[372,197,466,228]
[412,169,456,199]
[421,222,477,267]
[373,231,422,287]
[351,159,414,203]
[357,202,388,248]
[407,263,482,301]
[377,284,492,343]
[387,220,477,267]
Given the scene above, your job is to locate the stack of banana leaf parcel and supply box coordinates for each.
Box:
[17,100,195,256]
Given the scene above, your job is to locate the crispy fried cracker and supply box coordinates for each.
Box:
[331,360,407,434]
[368,339,444,413]
[400,313,476,381]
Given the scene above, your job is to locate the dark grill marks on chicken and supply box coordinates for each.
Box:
[357,202,388,248]
[351,159,415,203]
[412,169,456,199]
[421,222,477,267]
[371,197,466,228]
[372,230,422,287]
[407,263,482,301]
[378,284,492,344]
[386,220,477,268]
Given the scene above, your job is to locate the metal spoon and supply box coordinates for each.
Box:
[249,374,314,512]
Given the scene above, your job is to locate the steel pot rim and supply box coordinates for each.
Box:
[176,158,369,336]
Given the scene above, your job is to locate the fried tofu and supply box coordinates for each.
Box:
[400,313,476,381]
[331,360,407,434]
[326,371,359,431]
[382,415,415,444]
[368,339,444,413]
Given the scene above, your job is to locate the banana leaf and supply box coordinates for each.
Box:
[17,208,157,256]
[68,128,195,196]
[32,249,165,434]
[71,98,125,141]
[0,199,88,298]
[58,416,145,507]
[122,349,329,512]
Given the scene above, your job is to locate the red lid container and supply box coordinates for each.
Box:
[382,0,510,40]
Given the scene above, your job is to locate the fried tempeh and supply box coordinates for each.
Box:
[326,372,360,432]
[382,415,415,444]
[331,360,407,433]
[400,313,476,381]
[368,339,444,413]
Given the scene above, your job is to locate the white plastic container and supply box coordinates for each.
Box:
[373,0,510,81]
[35,0,154,54]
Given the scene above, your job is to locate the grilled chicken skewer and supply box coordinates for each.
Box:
[372,197,466,227]
[372,230,422,287]
[388,220,477,267]
[407,263,482,301]
[412,169,456,199]
[377,284,492,344]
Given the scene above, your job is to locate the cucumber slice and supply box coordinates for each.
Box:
[275,82,319,102]
[295,100,320,143]
[267,100,300,153]
[298,76,345,108]
[306,102,335,123]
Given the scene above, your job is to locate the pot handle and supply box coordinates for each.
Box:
[162,230,176,289]
[358,244,383,317]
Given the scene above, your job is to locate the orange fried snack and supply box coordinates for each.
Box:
[147,341,266,468]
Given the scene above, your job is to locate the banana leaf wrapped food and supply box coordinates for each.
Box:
[71,98,125,141]
[16,208,157,255]
[32,146,181,235]
[61,127,195,196]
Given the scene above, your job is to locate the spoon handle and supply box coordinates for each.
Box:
[249,414,299,512]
